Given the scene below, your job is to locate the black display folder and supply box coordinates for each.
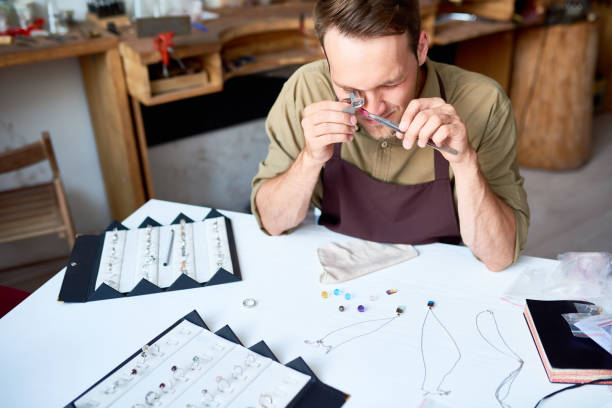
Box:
[65,310,349,408]
[58,209,241,303]
[524,299,612,384]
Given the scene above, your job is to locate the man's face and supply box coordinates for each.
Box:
[324,27,425,139]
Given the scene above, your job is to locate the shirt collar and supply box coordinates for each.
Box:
[418,58,441,99]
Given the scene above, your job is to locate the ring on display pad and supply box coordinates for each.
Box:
[259,393,273,408]
[242,298,257,308]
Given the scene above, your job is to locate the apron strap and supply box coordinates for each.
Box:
[436,71,447,101]
[332,142,342,158]
[434,71,450,181]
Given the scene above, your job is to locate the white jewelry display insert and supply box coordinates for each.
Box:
[204,217,233,278]
[74,321,310,408]
[94,217,237,292]
[96,229,127,291]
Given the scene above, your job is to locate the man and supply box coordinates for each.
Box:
[251,0,529,271]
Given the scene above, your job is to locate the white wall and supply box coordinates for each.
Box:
[0,57,111,267]
[0,0,209,268]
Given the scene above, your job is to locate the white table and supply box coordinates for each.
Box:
[1,199,610,408]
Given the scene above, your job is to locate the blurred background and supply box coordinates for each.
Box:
[0,0,610,292]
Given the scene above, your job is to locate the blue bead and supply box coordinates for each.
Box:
[344,293,351,300]
[333,289,341,296]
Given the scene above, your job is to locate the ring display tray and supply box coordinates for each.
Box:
[65,310,349,408]
[59,209,241,303]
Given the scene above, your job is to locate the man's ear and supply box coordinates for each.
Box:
[416,31,429,66]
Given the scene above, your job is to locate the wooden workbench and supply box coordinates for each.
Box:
[0,25,146,222]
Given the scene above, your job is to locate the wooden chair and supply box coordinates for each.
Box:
[0,132,75,250]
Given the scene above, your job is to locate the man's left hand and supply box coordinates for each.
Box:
[396,97,473,164]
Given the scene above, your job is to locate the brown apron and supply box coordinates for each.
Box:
[319,74,461,245]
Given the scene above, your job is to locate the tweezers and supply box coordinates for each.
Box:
[342,92,458,155]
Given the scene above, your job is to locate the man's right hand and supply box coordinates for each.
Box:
[300,101,357,166]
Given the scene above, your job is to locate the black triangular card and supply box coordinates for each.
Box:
[138,217,162,228]
[205,268,240,286]
[286,357,317,379]
[249,341,279,362]
[167,273,201,291]
[183,310,209,330]
[286,357,349,408]
[204,208,224,219]
[215,325,242,345]
[129,278,163,296]
[89,282,124,301]
[170,212,194,225]
[104,220,128,232]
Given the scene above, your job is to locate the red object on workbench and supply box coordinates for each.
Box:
[153,31,175,69]
[0,18,44,37]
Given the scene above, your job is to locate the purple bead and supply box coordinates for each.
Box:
[357,305,365,312]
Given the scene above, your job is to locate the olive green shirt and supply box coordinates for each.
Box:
[251,58,529,261]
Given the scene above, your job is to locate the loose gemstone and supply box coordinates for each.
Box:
[321,291,329,298]
[396,306,406,315]
[338,305,345,312]
[171,365,177,372]
[131,368,137,375]
[357,305,365,312]
[344,293,352,300]
[193,356,200,362]
[386,289,398,295]
[159,383,165,389]
[333,288,342,296]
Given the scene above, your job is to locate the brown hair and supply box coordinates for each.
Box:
[314,0,421,54]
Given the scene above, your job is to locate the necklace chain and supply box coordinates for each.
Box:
[475,309,524,408]
[305,313,401,354]
[420,306,462,396]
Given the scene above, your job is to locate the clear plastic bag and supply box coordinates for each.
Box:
[574,313,612,355]
[503,252,612,311]
[561,303,604,337]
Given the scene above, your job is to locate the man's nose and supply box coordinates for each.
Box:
[363,91,386,116]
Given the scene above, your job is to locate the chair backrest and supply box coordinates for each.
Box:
[0,131,59,178]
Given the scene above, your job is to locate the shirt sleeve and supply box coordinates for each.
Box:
[250,62,331,232]
[477,92,530,262]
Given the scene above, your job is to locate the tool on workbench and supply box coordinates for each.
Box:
[153,31,186,78]
[343,92,458,155]
[0,17,44,37]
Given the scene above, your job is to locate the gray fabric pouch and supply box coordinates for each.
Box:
[318,240,419,284]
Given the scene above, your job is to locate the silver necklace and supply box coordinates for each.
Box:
[475,310,524,408]
[420,301,462,396]
[304,306,405,354]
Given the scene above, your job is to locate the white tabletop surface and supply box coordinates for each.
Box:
[1,199,610,408]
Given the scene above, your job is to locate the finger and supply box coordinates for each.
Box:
[312,122,355,137]
[431,124,452,147]
[417,113,452,148]
[303,100,351,117]
[417,116,441,148]
[403,110,430,149]
[399,97,446,132]
[318,133,354,146]
[311,110,357,127]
